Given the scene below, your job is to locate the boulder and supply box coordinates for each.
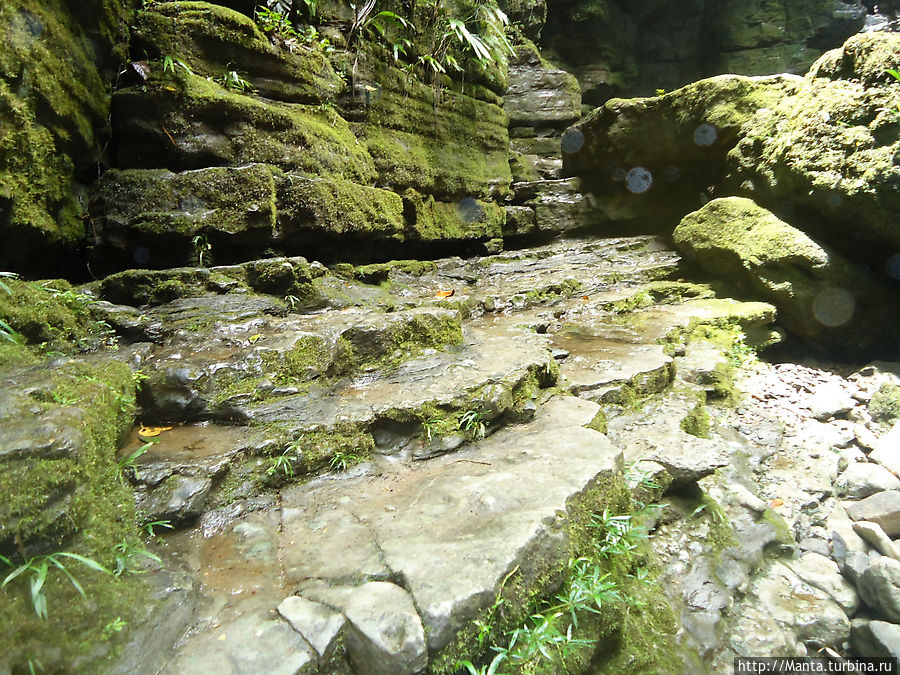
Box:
[725,32,900,267]
[563,75,798,230]
[673,197,896,354]
[837,462,900,499]
[858,557,900,622]
[846,491,900,536]
[851,619,900,659]
[506,40,581,128]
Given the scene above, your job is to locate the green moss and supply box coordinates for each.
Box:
[680,397,711,438]
[94,164,278,242]
[758,507,795,550]
[584,409,608,435]
[870,383,900,425]
[0,278,109,354]
[276,173,406,239]
[0,359,147,671]
[133,2,343,103]
[404,190,506,241]
[0,0,126,253]
[114,71,377,182]
[523,278,584,306]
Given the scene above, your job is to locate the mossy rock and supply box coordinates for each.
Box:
[0,0,133,272]
[99,267,217,306]
[0,357,147,671]
[0,278,111,359]
[563,74,798,231]
[725,34,900,260]
[112,71,377,181]
[674,197,898,355]
[276,173,406,243]
[351,56,511,200]
[809,32,900,87]
[870,383,900,425]
[93,164,278,269]
[403,190,506,241]
[133,1,343,103]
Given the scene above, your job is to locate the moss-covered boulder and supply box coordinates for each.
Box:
[92,164,277,269]
[673,197,898,354]
[506,40,581,128]
[0,0,134,274]
[563,74,797,231]
[112,70,377,180]
[132,2,343,103]
[276,174,406,244]
[725,32,900,263]
[353,57,512,201]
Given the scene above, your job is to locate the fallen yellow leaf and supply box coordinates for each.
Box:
[435,289,455,299]
[248,334,262,343]
[138,425,173,438]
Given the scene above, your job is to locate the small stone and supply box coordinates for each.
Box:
[845,491,900,536]
[836,462,900,499]
[342,582,427,675]
[858,558,900,623]
[138,474,211,525]
[809,383,857,421]
[786,552,859,613]
[841,551,871,585]
[851,619,900,659]
[853,521,900,561]
[799,537,832,558]
[856,424,879,453]
[278,596,346,660]
[870,422,900,475]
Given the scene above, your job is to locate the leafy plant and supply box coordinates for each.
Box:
[143,520,173,538]
[118,442,154,482]
[216,65,256,93]
[162,54,193,76]
[191,234,212,267]
[113,539,161,577]
[458,653,508,675]
[0,270,18,295]
[267,448,296,479]
[330,449,363,472]
[0,552,111,620]
[459,409,487,439]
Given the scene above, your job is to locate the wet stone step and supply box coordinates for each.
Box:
[143,395,623,675]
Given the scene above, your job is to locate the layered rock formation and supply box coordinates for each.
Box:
[565,30,900,356]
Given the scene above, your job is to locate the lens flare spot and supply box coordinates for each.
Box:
[693,123,718,147]
[560,128,585,154]
[457,197,484,224]
[812,287,855,327]
[625,167,653,193]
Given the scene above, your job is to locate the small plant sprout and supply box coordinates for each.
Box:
[118,441,154,482]
[459,409,487,439]
[162,55,193,76]
[143,520,174,538]
[267,448,296,480]
[113,539,161,576]
[215,65,256,93]
[1,552,111,620]
[191,234,212,267]
[330,450,363,472]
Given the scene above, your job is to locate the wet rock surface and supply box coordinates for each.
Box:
[4,229,900,673]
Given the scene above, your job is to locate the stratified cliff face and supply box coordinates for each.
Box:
[0,0,136,275]
[541,0,868,104]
